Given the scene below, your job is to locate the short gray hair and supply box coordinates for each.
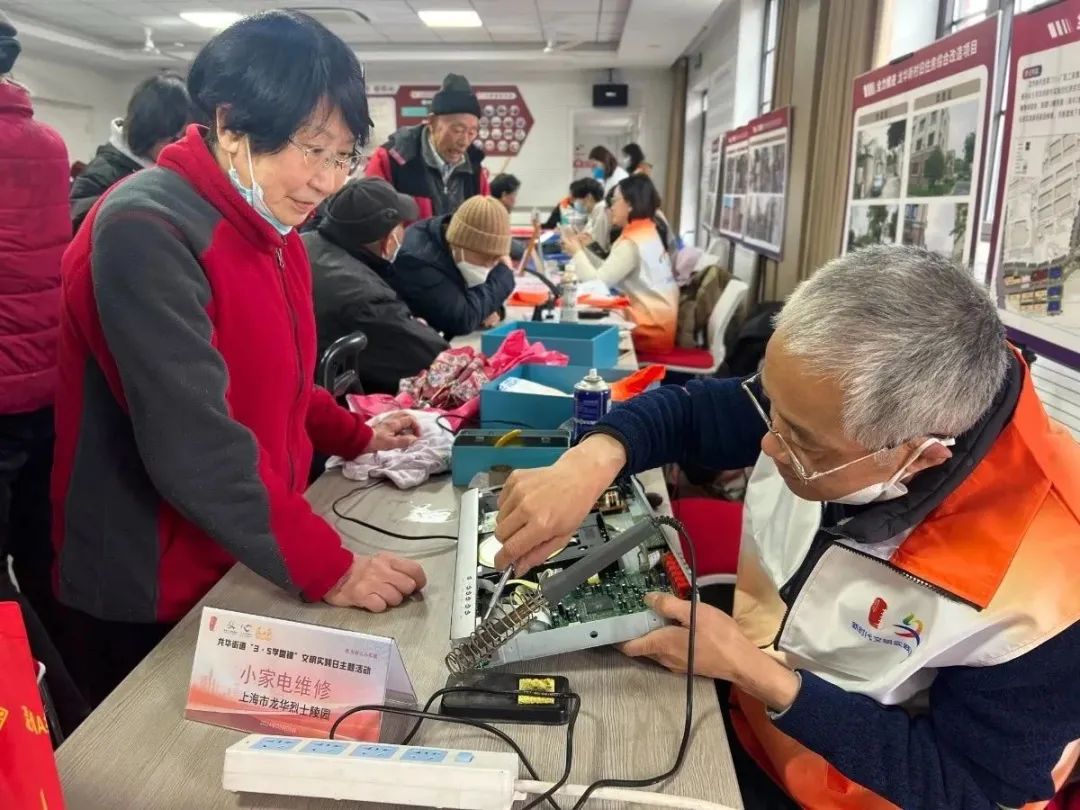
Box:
[774,245,1009,449]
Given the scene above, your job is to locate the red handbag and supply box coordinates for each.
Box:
[0,601,65,809]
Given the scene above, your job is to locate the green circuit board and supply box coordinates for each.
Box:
[550,569,669,627]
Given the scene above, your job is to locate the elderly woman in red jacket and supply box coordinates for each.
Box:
[53,10,426,706]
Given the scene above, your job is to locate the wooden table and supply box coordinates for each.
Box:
[55,328,743,810]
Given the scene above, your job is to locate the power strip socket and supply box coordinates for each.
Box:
[223,734,519,810]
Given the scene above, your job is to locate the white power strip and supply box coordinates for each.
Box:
[222,734,519,810]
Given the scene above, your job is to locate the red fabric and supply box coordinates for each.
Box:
[53,125,365,619]
[638,346,714,369]
[0,82,70,414]
[670,498,742,577]
[347,328,569,430]
[0,602,65,809]
[364,145,490,224]
[1048,784,1080,810]
[610,364,666,402]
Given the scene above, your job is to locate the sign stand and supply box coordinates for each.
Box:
[186,607,417,742]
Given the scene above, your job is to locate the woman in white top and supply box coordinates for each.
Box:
[588,145,629,195]
[562,174,678,354]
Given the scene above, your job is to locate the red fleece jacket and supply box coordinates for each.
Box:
[52,125,371,623]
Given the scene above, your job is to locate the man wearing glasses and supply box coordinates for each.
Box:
[493,245,1080,810]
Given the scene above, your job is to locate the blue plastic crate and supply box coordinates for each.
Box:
[481,321,620,368]
[450,429,570,486]
[480,365,634,431]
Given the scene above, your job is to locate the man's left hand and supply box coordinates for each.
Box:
[618,592,802,713]
[365,411,420,453]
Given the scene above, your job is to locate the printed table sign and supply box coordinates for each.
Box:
[186,607,415,741]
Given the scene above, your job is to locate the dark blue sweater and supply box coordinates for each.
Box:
[597,378,1080,810]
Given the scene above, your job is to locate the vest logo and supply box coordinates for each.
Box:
[868,597,888,628]
[894,614,924,647]
[851,600,925,657]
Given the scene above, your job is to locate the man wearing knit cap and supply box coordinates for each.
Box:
[390,196,514,340]
[365,73,489,219]
[303,178,449,394]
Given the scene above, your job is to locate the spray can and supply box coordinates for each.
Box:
[560,268,579,323]
[572,368,611,444]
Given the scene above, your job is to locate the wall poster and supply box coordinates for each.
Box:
[842,16,999,266]
[717,107,791,259]
[989,0,1080,365]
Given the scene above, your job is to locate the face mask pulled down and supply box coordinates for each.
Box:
[830,437,956,506]
[228,137,293,236]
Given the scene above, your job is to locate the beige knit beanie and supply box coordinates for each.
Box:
[446,196,511,258]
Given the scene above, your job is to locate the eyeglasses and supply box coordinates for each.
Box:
[288,139,366,173]
[740,372,889,483]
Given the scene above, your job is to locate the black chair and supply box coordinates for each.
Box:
[317,331,369,398]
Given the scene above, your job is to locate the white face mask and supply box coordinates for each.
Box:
[830,437,956,506]
[384,233,402,263]
[228,136,293,235]
[454,248,493,287]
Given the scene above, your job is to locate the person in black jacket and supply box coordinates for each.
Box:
[69,73,191,232]
[303,178,448,394]
[391,195,514,340]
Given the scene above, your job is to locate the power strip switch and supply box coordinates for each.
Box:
[223,734,519,810]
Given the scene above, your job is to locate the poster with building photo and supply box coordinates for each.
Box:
[703,136,723,233]
[843,16,998,266]
[718,125,750,240]
[742,107,791,259]
[988,0,1080,364]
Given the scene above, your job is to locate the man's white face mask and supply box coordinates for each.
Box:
[830,437,956,505]
[384,233,402,263]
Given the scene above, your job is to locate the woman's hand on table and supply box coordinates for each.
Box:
[483,311,502,328]
[365,411,420,453]
[324,552,427,612]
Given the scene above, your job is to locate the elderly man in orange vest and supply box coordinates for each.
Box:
[493,244,1080,810]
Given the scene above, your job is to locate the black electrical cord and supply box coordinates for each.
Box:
[331,486,458,542]
[569,515,698,809]
[329,686,581,810]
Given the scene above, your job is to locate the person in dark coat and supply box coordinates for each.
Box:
[303,178,448,394]
[390,195,514,340]
[69,72,192,232]
[365,73,488,220]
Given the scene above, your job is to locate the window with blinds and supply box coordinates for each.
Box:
[1031,355,1080,440]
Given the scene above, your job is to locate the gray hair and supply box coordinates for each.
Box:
[774,245,1009,449]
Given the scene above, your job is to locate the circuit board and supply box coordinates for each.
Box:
[551,569,669,627]
[451,479,684,666]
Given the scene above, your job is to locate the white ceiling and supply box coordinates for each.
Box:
[5,0,722,71]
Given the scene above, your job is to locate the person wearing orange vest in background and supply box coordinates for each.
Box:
[364,73,489,221]
[562,174,678,355]
[0,602,65,809]
[493,245,1080,810]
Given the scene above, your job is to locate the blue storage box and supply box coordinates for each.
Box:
[480,365,633,431]
[481,321,620,368]
[451,429,570,486]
